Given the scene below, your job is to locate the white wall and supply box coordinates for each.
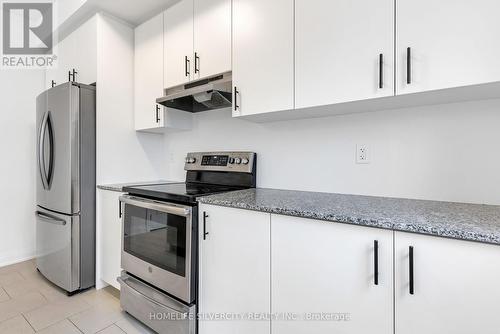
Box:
[96,13,165,185]
[164,99,500,205]
[0,70,45,266]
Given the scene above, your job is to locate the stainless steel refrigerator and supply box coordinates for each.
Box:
[35,82,96,294]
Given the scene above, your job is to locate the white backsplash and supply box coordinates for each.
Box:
[164,98,500,205]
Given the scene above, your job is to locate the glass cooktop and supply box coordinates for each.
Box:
[123,182,244,203]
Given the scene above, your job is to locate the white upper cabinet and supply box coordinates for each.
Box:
[397,0,500,95]
[395,232,500,334]
[232,0,294,116]
[295,0,394,109]
[45,16,97,89]
[199,204,271,334]
[134,13,165,131]
[272,215,393,334]
[164,0,194,88]
[69,16,97,85]
[193,0,231,80]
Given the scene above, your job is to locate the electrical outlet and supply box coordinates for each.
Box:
[356,144,370,164]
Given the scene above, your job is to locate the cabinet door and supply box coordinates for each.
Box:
[134,13,165,131]
[232,0,294,116]
[164,0,194,88]
[97,190,124,290]
[271,215,393,334]
[199,204,271,334]
[69,16,97,85]
[295,0,394,109]
[397,0,500,95]
[53,36,72,85]
[193,0,231,80]
[395,232,500,334]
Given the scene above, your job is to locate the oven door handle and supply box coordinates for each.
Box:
[119,195,192,217]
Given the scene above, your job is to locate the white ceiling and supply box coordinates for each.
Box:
[57,0,181,41]
[89,0,181,26]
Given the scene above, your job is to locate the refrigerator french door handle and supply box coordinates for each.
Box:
[36,211,67,225]
[46,112,54,186]
[38,111,55,190]
[38,111,50,189]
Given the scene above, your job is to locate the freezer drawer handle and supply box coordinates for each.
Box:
[36,211,66,225]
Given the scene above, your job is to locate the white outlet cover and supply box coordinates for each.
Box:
[356,144,370,164]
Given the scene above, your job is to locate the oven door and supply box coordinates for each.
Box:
[120,195,195,304]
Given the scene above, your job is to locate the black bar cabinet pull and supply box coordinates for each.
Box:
[406,47,411,84]
[185,56,190,77]
[203,212,209,240]
[51,80,56,88]
[409,246,414,295]
[118,201,122,218]
[155,105,161,123]
[374,240,379,285]
[68,68,78,82]
[378,54,384,89]
[194,52,200,74]
[234,87,239,111]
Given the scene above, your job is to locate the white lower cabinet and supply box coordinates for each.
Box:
[271,214,393,334]
[198,205,500,334]
[96,189,123,290]
[198,204,271,334]
[395,231,500,334]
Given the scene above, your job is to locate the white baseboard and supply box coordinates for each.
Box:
[0,254,36,268]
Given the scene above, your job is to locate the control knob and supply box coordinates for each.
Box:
[241,158,249,165]
[234,158,242,164]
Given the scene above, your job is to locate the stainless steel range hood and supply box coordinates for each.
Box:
[156,71,232,113]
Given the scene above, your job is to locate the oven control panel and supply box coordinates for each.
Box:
[185,152,256,173]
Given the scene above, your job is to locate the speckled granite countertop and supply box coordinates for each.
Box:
[198,188,500,245]
[97,180,180,192]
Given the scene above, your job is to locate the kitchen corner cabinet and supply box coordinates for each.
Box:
[295,0,394,109]
[395,232,500,334]
[232,0,294,116]
[198,204,271,334]
[397,0,500,95]
[164,0,194,88]
[96,189,123,290]
[134,13,165,132]
[271,214,393,334]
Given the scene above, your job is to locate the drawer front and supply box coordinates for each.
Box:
[119,273,196,334]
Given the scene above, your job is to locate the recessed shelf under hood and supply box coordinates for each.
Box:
[156,71,232,113]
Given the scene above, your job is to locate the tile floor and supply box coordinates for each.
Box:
[0,260,155,334]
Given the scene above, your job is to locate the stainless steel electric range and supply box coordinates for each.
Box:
[118,151,257,334]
